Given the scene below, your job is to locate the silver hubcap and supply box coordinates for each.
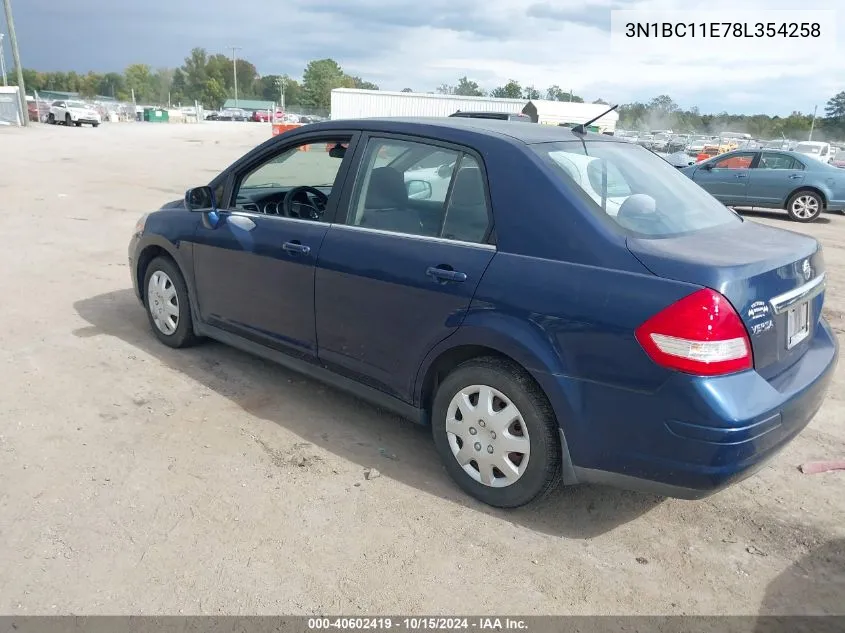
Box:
[792,195,819,219]
[446,385,530,488]
[147,270,179,335]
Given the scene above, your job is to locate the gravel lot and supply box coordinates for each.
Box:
[0,122,843,616]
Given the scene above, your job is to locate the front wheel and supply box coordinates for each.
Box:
[142,256,199,349]
[47,113,55,124]
[786,190,823,222]
[65,114,72,126]
[92,122,99,128]
[431,357,561,508]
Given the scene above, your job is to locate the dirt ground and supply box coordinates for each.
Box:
[0,121,843,616]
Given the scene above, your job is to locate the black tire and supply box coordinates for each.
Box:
[92,122,99,128]
[142,256,199,349]
[431,356,561,508]
[75,121,82,127]
[47,113,55,124]
[65,114,72,126]
[786,190,823,222]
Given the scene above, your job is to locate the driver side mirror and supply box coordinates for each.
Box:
[406,180,433,200]
[185,186,216,212]
[701,162,714,170]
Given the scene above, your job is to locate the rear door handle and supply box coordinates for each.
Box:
[283,241,311,255]
[735,173,747,178]
[788,173,802,179]
[426,266,467,283]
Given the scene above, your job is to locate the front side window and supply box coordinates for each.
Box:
[532,140,740,237]
[231,137,351,220]
[346,138,491,243]
[713,152,755,170]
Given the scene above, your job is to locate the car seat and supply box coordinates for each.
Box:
[441,167,489,243]
[360,167,424,234]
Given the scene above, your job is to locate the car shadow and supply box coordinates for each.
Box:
[733,207,833,225]
[72,289,663,539]
[753,539,845,632]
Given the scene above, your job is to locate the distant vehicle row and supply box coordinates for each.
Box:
[204,108,325,124]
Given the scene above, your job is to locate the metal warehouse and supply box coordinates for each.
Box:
[330,88,619,133]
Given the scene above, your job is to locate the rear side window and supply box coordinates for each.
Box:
[346,137,491,243]
[759,153,804,170]
[533,140,740,238]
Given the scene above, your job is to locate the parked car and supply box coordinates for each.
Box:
[252,109,284,122]
[128,118,837,508]
[681,148,845,222]
[450,111,533,122]
[831,148,845,169]
[47,99,101,127]
[794,141,834,165]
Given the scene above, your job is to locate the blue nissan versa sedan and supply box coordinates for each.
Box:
[129,118,838,508]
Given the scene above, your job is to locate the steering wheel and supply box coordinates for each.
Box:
[282,186,329,220]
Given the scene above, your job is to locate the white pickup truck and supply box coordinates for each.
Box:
[47,100,101,127]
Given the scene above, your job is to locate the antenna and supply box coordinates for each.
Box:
[571,104,619,135]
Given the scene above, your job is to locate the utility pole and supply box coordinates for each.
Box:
[230,46,241,108]
[275,75,286,110]
[0,34,7,86]
[808,104,818,141]
[2,0,28,126]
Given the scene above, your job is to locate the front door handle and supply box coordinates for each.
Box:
[426,266,467,283]
[283,241,311,255]
[735,173,747,178]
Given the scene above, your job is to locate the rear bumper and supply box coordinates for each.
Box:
[541,318,839,499]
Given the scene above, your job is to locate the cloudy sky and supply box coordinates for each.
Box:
[4,0,842,115]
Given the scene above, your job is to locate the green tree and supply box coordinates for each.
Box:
[124,63,156,102]
[824,91,845,120]
[202,77,228,108]
[544,85,583,102]
[300,58,347,109]
[182,48,209,101]
[454,76,484,96]
[98,72,127,99]
[170,69,187,104]
[523,85,540,100]
[490,79,522,99]
[78,72,102,98]
[344,75,378,90]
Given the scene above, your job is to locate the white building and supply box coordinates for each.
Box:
[0,86,25,126]
[330,89,618,133]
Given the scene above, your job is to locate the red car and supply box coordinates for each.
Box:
[251,109,284,122]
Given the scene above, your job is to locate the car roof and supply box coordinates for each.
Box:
[306,116,616,145]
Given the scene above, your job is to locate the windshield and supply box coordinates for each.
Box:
[533,140,740,237]
[795,143,821,154]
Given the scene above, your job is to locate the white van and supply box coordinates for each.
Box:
[794,141,834,164]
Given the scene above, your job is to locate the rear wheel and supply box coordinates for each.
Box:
[431,357,561,508]
[64,113,72,126]
[786,190,822,222]
[47,113,55,124]
[142,256,199,349]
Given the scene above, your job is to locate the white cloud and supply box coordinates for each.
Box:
[330,0,844,114]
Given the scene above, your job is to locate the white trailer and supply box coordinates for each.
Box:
[330,89,619,133]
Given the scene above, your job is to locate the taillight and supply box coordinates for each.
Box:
[635,288,753,376]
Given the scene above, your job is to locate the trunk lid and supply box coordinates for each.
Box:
[627,220,825,380]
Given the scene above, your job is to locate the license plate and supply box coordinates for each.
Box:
[786,301,810,349]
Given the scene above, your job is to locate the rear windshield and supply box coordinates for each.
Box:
[532,140,741,237]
